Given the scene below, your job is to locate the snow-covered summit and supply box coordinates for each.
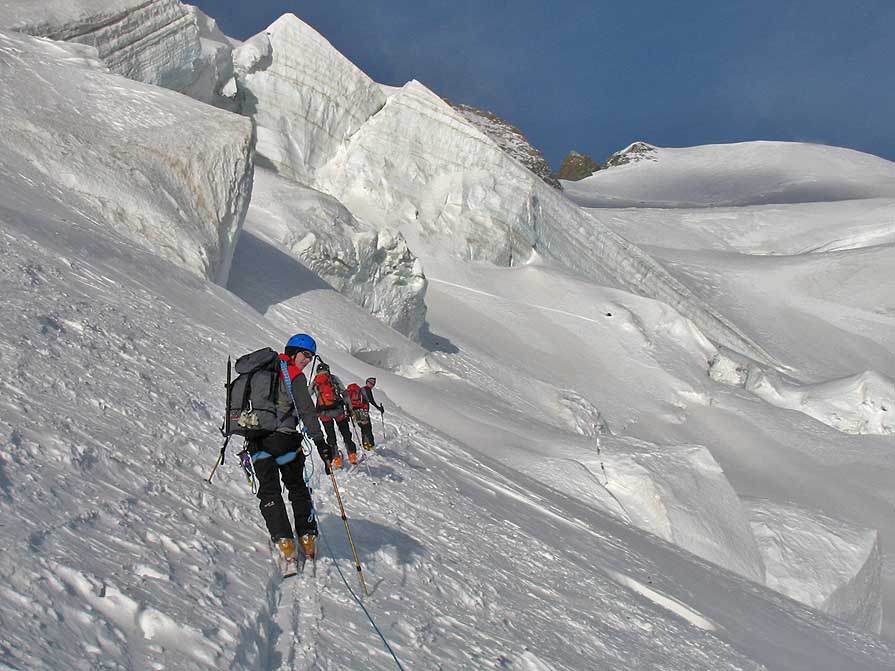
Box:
[564,141,895,208]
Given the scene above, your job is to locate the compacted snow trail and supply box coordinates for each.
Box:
[267,573,323,671]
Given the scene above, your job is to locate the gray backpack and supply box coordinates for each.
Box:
[225,348,282,439]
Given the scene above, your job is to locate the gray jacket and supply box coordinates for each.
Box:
[276,370,325,441]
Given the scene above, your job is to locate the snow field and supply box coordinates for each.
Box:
[1,1,895,667]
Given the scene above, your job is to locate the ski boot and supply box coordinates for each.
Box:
[331,454,343,469]
[276,537,299,578]
[299,533,316,560]
[348,452,358,465]
[362,442,374,452]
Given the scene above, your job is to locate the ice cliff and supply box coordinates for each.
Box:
[228,13,771,359]
[597,438,766,583]
[239,169,427,338]
[228,14,386,184]
[2,0,192,88]
[0,27,253,284]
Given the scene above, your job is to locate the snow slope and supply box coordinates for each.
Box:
[4,161,893,668]
[3,4,895,669]
[565,138,895,633]
[563,141,895,208]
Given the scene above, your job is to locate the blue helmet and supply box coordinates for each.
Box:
[285,333,316,353]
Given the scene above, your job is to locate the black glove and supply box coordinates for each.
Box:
[314,437,332,462]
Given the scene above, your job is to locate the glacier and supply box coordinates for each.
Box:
[1,2,895,666]
[0,27,253,284]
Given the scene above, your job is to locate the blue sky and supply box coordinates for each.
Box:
[193,1,895,169]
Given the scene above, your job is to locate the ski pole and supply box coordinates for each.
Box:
[349,412,363,449]
[328,464,369,597]
[360,443,375,479]
[380,409,385,433]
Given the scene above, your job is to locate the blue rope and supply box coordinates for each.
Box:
[285,357,403,669]
[281,359,318,526]
[318,527,406,671]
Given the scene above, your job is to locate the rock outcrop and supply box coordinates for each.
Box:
[449,103,561,190]
[604,141,657,168]
[557,150,600,180]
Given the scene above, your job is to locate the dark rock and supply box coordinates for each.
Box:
[556,151,601,181]
[604,141,657,169]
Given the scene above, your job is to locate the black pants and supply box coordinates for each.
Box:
[250,432,316,541]
[322,416,357,455]
[359,419,375,447]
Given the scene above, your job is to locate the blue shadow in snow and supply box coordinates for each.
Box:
[227,230,332,315]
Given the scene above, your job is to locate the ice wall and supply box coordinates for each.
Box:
[229,13,386,184]
[0,0,204,90]
[748,499,882,632]
[229,12,770,360]
[243,170,427,338]
[316,79,773,362]
[0,28,253,284]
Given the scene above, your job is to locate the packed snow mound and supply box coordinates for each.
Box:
[591,437,766,583]
[748,499,882,632]
[711,351,895,435]
[236,168,428,339]
[0,0,206,91]
[230,13,386,183]
[563,142,895,208]
[0,28,253,284]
